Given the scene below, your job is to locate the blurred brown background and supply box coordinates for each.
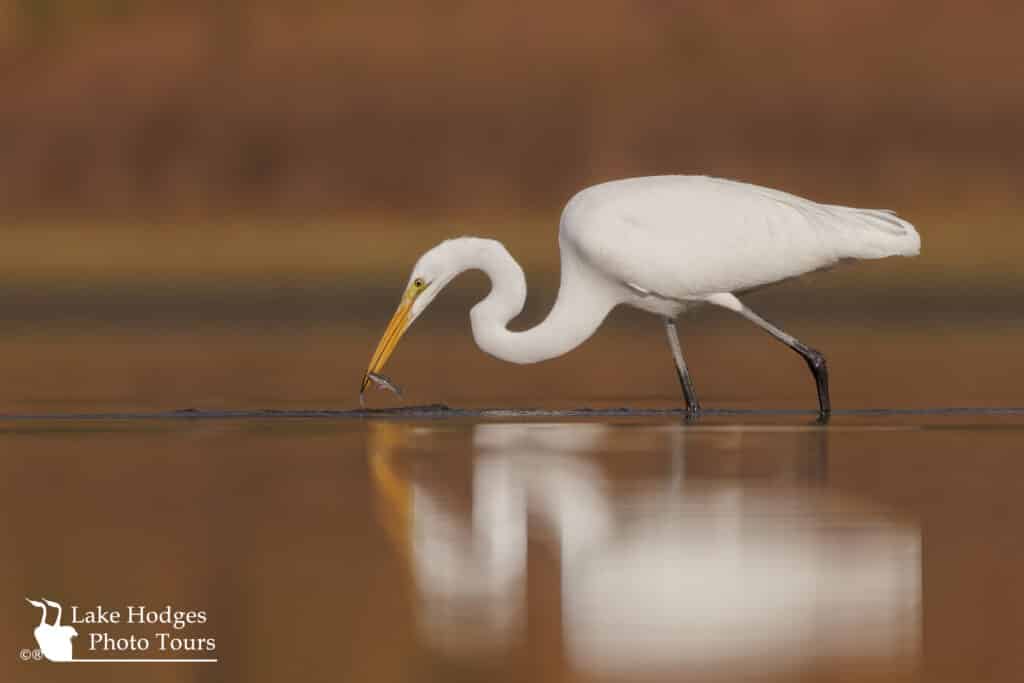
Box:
[4,0,1024,214]
[0,0,1022,410]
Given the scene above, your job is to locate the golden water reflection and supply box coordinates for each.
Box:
[369,423,921,681]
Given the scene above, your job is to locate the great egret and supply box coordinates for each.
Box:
[361,176,920,415]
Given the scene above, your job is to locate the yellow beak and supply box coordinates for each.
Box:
[361,292,415,393]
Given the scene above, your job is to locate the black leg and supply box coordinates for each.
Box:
[707,294,831,417]
[663,317,701,417]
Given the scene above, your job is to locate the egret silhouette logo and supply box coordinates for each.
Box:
[21,598,218,664]
[25,599,77,661]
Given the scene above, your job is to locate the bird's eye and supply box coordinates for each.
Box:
[413,278,426,289]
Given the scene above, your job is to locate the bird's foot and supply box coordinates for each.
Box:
[683,403,702,422]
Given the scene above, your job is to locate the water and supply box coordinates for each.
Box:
[3,412,1023,682]
[2,314,1023,680]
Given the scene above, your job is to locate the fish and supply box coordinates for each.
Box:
[359,371,404,407]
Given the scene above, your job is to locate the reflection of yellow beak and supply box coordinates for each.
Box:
[361,292,415,393]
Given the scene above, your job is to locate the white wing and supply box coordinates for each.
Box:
[560,176,919,299]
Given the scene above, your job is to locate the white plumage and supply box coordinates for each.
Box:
[361,175,920,416]
[562,176,919,311]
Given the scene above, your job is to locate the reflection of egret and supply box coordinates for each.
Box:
[361,176,920,415]
[369,423,528,655]
[563,489,920,678]
[368,423,613,655]
[369,423,920,679]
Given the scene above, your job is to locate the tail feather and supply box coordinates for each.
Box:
[826,205,921,258]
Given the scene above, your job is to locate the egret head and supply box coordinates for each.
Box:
[361,241,463,394]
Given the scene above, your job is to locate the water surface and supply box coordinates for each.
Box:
[3,414,1021,682]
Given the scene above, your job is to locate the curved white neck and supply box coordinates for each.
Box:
[459,239,617,364]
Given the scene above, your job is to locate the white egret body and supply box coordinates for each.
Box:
[362,176,920,415]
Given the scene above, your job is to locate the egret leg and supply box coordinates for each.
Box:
[663,317,701,417]
[706,293,830,417]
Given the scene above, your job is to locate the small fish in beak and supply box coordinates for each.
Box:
[359,371,404,407]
